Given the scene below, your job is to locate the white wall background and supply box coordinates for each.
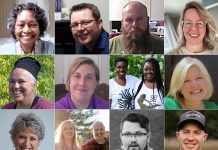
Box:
[55,55,109,85]
[0,110,54,150]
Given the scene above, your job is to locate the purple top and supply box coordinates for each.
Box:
[55,92,109,109]
[2,97,54,109]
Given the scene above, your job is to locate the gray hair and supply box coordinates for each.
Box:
[9,112,45,140]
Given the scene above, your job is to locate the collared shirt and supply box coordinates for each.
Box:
[55,92,109,109]
[82,138,109,150]
[16,40,38,54]
[79,29,109,54]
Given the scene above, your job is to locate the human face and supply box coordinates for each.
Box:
[115,61,128,78]
[121,121,150,150]
[13,129,40,150]
[62,123,75,140]
[182,8,206,46]
[143,62,155,82]
[70,9,102,49]
[92,123,105,142]
[9,68,36,105]
[69,64,98,105]
[176,123,207,150]
[15,10,40,49]
[122,3,148,39]
[181,65,207,102]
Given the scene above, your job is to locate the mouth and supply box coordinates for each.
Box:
[12,90,23,97]
[19,147,33,150]
[21,35,34,40]
[189,34,199,38]
[77,33,88,41]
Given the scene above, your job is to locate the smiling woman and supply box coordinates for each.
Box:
[165,57,218,109]
[0,3,54,54]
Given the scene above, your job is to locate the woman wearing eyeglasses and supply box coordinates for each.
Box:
[167,1,218,55]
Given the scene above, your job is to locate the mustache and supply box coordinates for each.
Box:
[128,141,141,150]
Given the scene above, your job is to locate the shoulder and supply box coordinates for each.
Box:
[165,49,180,55]
[38,40,55,54]
[55,93,72,109]
[82,139,96,149]
[93,95,109,109]
[126,75,139,82]
[110,35,125,54]
[164,97,182,110]
[0,42,16,54]
[34,97,54,109]
[149,34,164,53]
[2,102,14,109]
[203,101,218,109]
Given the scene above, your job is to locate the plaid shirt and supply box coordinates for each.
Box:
[82,138,109,150]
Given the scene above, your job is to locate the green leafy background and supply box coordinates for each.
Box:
[110,54,164,79]
[0,55,54,108]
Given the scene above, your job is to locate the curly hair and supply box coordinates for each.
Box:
[177,1,217,50]
[7,3,48,39]
[9,112,45,141]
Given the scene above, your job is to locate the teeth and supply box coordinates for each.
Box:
[190,34,199,38]
[14,90,22,95]
[191,90,201,94]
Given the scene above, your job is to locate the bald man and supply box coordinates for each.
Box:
[110,1,163,54]
[82,121,109,150]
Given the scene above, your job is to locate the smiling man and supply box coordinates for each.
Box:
[120,113,153,150]
[69,3,109,54]
[82,121,109,150]
[176,110,208,150]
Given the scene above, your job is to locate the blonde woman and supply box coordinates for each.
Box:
[165,57,218,109]
[55,120,80,150]
[167,1,218,55]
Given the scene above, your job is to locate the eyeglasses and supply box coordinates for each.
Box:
[121,132,148,138]
[181,20,207,28]
[69,20,95,30]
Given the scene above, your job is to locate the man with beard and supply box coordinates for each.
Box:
[82,121,109,150]
[120,113,153,150]
[69,3,109,54]
[176,110,208,150]
[110,1,163,54]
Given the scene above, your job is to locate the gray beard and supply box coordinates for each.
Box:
[123,29,150,54]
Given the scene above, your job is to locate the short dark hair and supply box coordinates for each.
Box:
[114,57,128,66]
[69,3,101,21]
[120,113,150,133]
[7,3,48,39]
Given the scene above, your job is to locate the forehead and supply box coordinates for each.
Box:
[116,61,128,66]
[16,10,36,21]
[123,3,147,18]
[144,62,154,68]
[10,68,32,79]
[93,122,104,129]
[71,8,93,22]
[186,65,202,76]
[75,64,96,73]
[184,8,202,20]
[122,121,146,132]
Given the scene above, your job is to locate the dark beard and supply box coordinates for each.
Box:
[123,28,150,54]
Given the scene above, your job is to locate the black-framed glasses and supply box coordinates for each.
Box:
[69,20,95,30]
[121,132,148,138]
[181,20,207,28]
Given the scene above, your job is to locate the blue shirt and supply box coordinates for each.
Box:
[79,29,109,54]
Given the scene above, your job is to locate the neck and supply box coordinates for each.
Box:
[16,95,35,109]
[64,138,73,149]
[20,44,34,54]
[181,98,204,109]
[115,76,126,86]
[144,80,156,89]
[185,43,205,53]
[71,95,91,109]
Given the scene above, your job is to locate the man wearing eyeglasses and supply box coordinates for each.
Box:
[110,1,163,54]
[176,110,208,150]
[120,113,153,150]
[69,3,109,54]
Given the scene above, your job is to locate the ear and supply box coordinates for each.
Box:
[203,133,208,142]
[97,18,103,29]
[176,132,180,140]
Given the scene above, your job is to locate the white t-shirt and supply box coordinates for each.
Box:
[134,80,164,109]
[109,75,139,109]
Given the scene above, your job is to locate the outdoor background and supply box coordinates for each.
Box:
[0,55,54,108]
[165,110,218,150]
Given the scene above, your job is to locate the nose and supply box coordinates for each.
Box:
[190,23,198,30]
[130,135,137,142]
[23,25,31,33]
[78,76,86,86]
[13,82,20,88]
[187,133,195,140]
[77,23,84,31]
[24,138,31,147]
[131,20,138,28]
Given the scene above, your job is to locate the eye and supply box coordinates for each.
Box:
[17,24,24,28]
[72,74,81,79]
[125,18,133,24]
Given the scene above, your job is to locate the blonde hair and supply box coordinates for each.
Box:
[177,1,217,50]
[167,57,213,103]
[66,57,100,91]
[55,120,80,150]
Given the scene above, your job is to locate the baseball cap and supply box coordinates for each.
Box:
[177,110,206,132]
